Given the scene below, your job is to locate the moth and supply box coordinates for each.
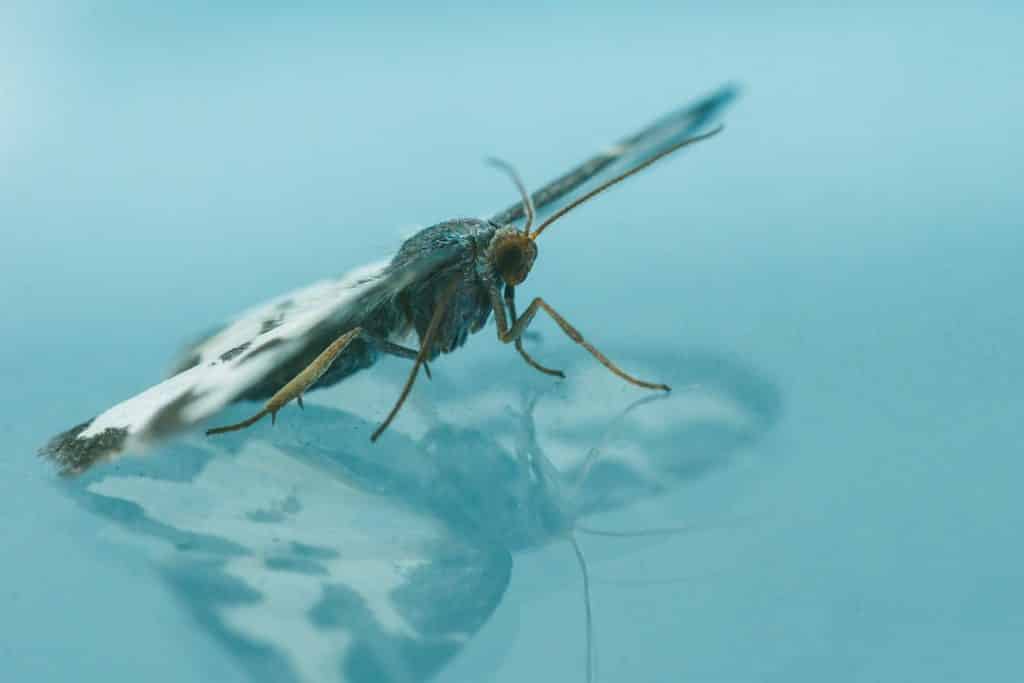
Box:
[40,86,735,475]
[65,348,781,683]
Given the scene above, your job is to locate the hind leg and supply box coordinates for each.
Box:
[206,327,425,435]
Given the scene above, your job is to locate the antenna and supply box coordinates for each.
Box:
[530,125,724,240]
[570,533,595,683]
[487,157,536,234]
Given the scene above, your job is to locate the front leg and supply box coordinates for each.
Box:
[504,284,565,378]
[489,287,670,392]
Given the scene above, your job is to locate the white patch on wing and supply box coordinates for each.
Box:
[220,556,352,683]
[87,437,461,682]
[79,367,202,441]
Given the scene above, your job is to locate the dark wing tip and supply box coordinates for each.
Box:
[689,83,742,125]
[38,419,128,477]
[712,81,742,101]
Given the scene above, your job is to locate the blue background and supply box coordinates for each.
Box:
[2,2,1021,681]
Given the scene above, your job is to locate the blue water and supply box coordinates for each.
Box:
[3,3,1022,682]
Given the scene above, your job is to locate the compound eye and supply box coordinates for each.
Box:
[491,232,536,286]
[497,245,523,279]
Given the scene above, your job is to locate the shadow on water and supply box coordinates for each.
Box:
[58,346,782,683]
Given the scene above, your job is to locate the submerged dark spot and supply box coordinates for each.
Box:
[38,419,129,477]
[310,568,498,683]
[309,583,367,631]
[291,542,338,560]
[219,342,251,362]
[245,509,286,523]
[161,563,304,683]
[264,556,329,576]
[80,493,248,557]
[245,494,302,523]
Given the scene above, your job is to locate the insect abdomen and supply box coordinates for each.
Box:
[237,331,379,401]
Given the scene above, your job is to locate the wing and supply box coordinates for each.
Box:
[54,348,777,683]
[40,246,461,475]
[168,268,389,376]
[489,84,738,228]
[63,408,511,683]
[553,348,782,517]
[416,346,782,519]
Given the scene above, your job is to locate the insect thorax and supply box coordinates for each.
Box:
[388,218,502,358]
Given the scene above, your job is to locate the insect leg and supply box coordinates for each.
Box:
[370,278,458,442]
[208,326,417,435]
[365,336,432,379]
[493,293,670,391]
[505,284,565,378]
[207,327,362,435]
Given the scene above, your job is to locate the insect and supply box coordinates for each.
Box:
[64,347,781,683]
[40,86,736,475]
